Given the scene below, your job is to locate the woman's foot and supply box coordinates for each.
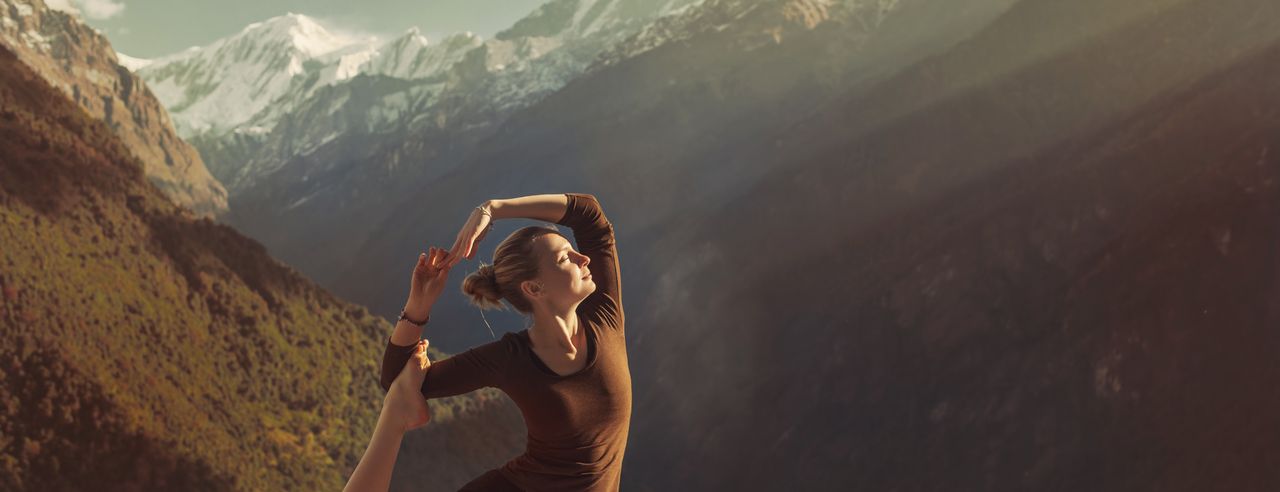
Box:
[383,339,432,431]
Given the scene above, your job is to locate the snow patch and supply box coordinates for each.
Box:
[43,0,78,17]
[115,51,153,71]
[233,125,271,136]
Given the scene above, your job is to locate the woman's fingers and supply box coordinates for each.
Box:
[412,252,428,285]
[427,248,440,272]
[446,238,465,268]
[446,210,483,268]
[468,227,488,260]
[459,227,483,265]
[452,245,465,267]
[424,247,451,276]
[437,248,452,271]
[455,229,475,267]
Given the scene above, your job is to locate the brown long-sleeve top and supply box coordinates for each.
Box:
[381,193,630,491]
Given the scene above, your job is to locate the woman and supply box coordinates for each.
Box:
[379,193,630,491]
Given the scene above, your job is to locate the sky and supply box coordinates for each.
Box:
[58,0,549,58]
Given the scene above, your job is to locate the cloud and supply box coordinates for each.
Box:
[44,0,126,20]
[43,0,81,16]
[309,13,387,44]
[78,0,126,20]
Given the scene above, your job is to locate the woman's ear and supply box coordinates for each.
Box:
[521,279,545,299]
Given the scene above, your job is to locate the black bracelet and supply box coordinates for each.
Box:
[398,310,429,327]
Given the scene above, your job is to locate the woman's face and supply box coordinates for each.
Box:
[528,233,595,307]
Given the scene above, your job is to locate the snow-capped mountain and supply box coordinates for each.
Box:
[133,1,706,194]
[137,13,497,140]
[589,0,900,71]
[218,0,910,294]
[233,28,481,139]
[140,2,707,141]
[361,27,482,80]
[0,0,228,217]
[137,13,384,136]
[458,0,707,114]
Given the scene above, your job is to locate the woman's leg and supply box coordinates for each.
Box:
[344,340,433,492]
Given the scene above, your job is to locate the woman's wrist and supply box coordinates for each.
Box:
[402,299,431,321]
[483,199,504,220]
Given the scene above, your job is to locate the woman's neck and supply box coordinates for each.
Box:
[529,306,582,354]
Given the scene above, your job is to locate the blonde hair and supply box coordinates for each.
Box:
[461,224,567,315]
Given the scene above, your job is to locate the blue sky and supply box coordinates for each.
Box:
[63,0,548,58]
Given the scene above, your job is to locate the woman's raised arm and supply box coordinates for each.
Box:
[553,193,624,326]
[441,192,623,327]
[390,246,452,346]
[444,193,570,268]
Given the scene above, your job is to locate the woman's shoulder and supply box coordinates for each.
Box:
[456,331,525,362]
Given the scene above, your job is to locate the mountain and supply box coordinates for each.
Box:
[133,13,488,138]
[137,14,486,191]
[0,43,522,491]
[136,12,382,137]
[158,1,703,197]
[143,0,722,353]
[327,0,1280,488]
[361,27,482,80]
[293,0,989,353]
[0,0,228,218]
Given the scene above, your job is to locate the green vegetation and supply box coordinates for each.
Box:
[0,44,496,490]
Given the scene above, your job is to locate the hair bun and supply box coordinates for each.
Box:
[479,264,499,287]
[462,262,505,311]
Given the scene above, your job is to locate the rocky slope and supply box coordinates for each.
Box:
[0,43,522,491]
[0,0,228,218]
[631,0,1280,488]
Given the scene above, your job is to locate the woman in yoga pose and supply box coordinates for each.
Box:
[371,193,630,491]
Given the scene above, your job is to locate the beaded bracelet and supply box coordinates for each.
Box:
[397,310,429,327]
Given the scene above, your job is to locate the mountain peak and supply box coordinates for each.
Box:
[392,26,430,47]
[114,51,153,71]
[235,12,355,57]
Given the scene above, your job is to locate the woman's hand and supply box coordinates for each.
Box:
[444,203,495,268]
[383,339,433,432]
[405,247,452,319]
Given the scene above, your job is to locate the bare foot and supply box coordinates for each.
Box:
[383,339,432,431]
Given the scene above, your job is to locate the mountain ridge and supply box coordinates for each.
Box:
[0,41,523,491]
[0,0,228,218]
